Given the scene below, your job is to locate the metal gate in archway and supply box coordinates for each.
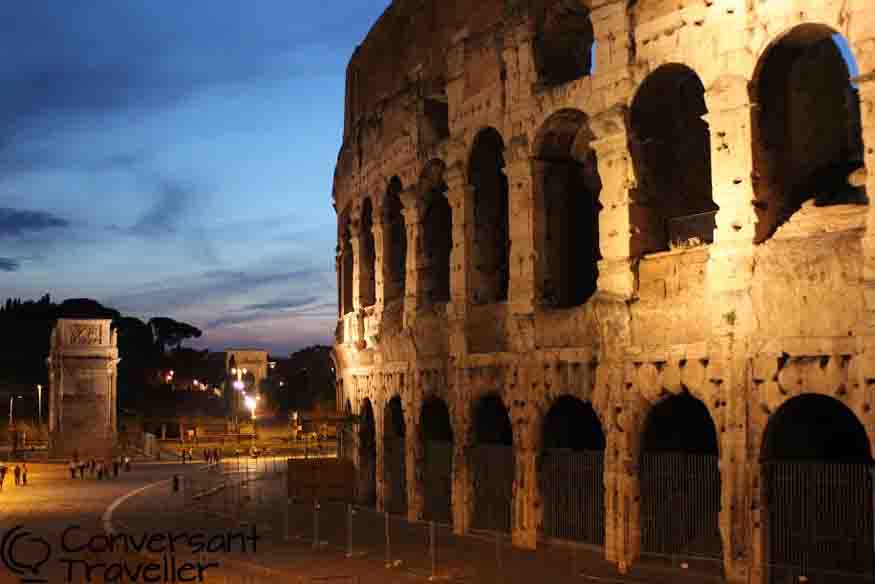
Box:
[470,444,514,533]
[540,449,605,545]
[384,436,407,515]
[764,461,874,581]
[640,452,722,559]
[423,440,453,524]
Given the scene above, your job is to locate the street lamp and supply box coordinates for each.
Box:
[9,395,21,427]
[37,384,42,427]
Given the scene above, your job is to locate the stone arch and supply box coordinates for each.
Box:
[760,394,874,578]
[383,176,406,303]
[383,394,408,515]
[751,24,865,242]
[469,392,514,532]
[358,398,377,506]
[532,0,595,86]
[628,0,703,26]
[339,207,354,315]
[629,64,717,255]
[360,197,377,308]
[537,395,606,545]
[419,395,454,524]
[533,109,602,308]
[419,160,452,303]
[468,128,510,304]
[637,391,723,561]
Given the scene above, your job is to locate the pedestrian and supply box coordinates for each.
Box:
[113,459,119,477]
[21,463,27,486]
[124,456,131,471]
[0,464,6,491]
[69,460,77,479]
[13,465,21,486]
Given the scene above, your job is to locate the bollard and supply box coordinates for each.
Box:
[429,520,436,581]
[312,500,321,550]
[284,498,291,542]
[384,511,392,568]
[346,504,354,557]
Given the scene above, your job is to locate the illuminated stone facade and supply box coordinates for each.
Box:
[331,1,875,582]
[48,318,119,459]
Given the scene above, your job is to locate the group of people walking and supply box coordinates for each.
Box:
[69,456,130,479]
[0,462,28,490]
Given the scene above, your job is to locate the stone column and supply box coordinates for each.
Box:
[372,201,389,310]
[512,435,538,549]
[857,76,875,331]
[405,404,424,522]
[48,318,119,459]
[400,187,429,327]
[374,403,386,512]
[451,378,472,535]
[349,209,365,313]
[703,77,756,584]
[505,137,537,315]
[590,105,636,298]
[446,162,473,356]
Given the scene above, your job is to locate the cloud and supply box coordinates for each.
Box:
[128,175,199,237]
[0,208,69,238]
[0,257,20,272]
[244,297,319,311]
[205,301,337,329]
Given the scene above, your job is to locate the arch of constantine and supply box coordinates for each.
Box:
[331,1,875,582]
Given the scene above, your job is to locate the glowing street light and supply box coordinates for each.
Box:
[37,384,42,427]
[9,395,22,427]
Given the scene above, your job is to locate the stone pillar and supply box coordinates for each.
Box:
[857,76,875,331]
[452,438,470,536]
[704,77,756,584]
[505,137,537,315]
[400,187,429,327]
[374,404,386,512]
[446,162,473,357]
[590,105,636,298]
[512,441,538,549]
[372,202,388,311]
[349,209,365,313]
[48,318,119,459]
[405,405,424,522]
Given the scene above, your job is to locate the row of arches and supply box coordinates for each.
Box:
[353,391,874,578]
[339,24,865,317]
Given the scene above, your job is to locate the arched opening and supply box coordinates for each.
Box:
[360,198,376,308]
[534,110,602,307]
[384,177,406,303]
[640,392,722,562]
[340,210,354,315]
[420,396,454,524]
[630,64,717,255]
[469,394,514,532]
[532,1,594,86]
[752,26,865,242]
[420,161,452,303]
[383,396,407,515]
[538,396,605,545]
[358,399,377,506]
[469,128,509,304]
[762,395,874,579]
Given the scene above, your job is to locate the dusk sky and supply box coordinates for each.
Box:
[0,1,391,355]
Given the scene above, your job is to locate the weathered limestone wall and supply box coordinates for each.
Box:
[331,1,875,583]
[48,318,119,459]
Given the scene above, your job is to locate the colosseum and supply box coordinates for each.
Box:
[330,1,875,582]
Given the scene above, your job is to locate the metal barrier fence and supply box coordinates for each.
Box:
[640,452,722,559]
[765,460,875,583]
[539,449,604,546]
[470,444,514,533]
[383,436,407,515]
[423,440,453,524]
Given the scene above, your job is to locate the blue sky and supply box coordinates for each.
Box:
[0,1,390,355]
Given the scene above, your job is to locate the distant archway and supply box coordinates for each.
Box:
[762,394,874,579]
[420,161,452,303]
[383,396,407,515]
[358,399,377,506]
[420,396,454,524]
[630,64,717,254]
[384,177,406,303]
[639,392,721,560]
[469,129,509,304]
[538,396,605,544]
[752,25,865,241]
[533,110,602,307]
[469,394,514,532]
[532,2,594,86]
[360,198,376,308]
